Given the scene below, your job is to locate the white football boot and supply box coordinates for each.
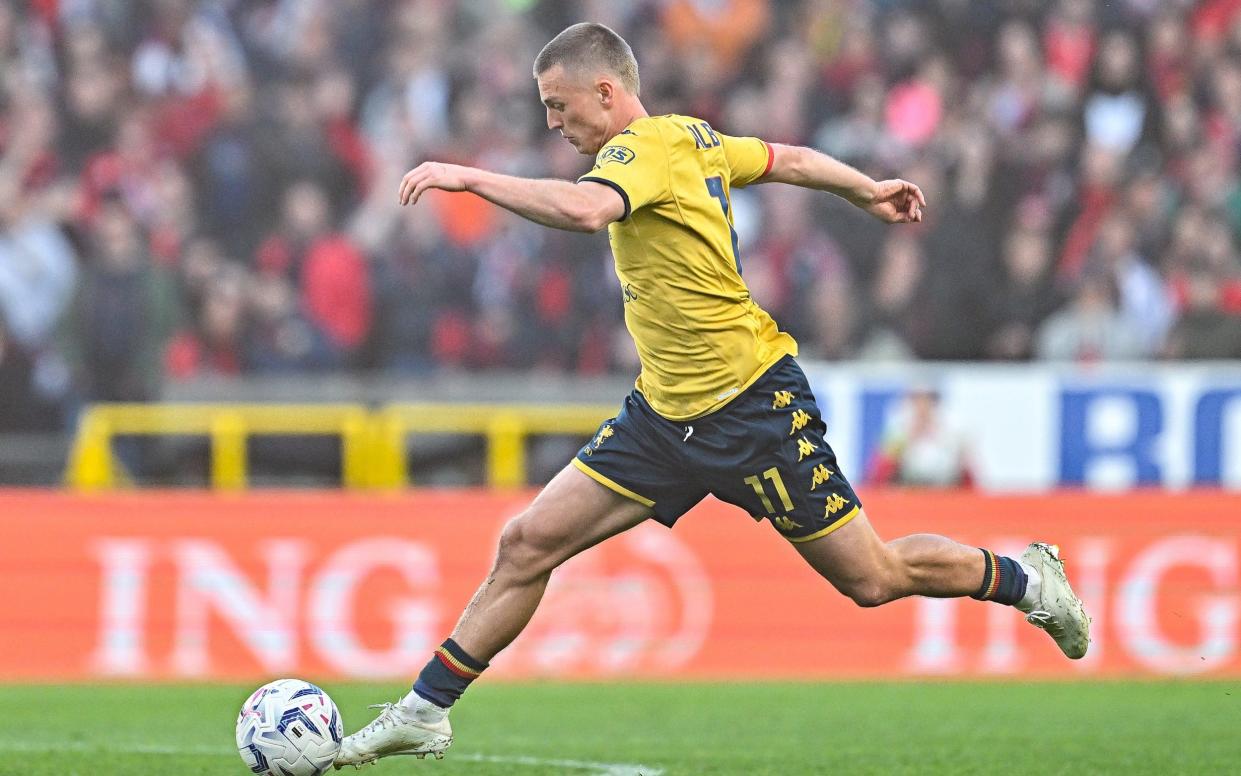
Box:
[1017,542,1091,660]
[333,694,452,769]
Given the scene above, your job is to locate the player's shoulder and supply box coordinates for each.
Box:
[608,114,708,145]
[594,115,716,169]
[647,114,715,142]
[644,113,707,128]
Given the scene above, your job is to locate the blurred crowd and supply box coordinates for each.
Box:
[2,0,1241,432]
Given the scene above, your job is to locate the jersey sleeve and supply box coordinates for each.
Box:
[719,133,774,188]
[577,128,668,220]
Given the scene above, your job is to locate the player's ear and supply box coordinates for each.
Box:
[597,78,614,106]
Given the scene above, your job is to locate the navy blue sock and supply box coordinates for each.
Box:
[970,549,1028,606]
[412,639,488,708]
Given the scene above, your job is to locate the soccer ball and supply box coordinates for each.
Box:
[236,678,343,776]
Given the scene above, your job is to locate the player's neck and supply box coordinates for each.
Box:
[608,98,648,137]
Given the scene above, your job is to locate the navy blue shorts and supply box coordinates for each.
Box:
[572,356,862,543]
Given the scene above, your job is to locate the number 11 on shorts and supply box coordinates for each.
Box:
[744,467,794,515]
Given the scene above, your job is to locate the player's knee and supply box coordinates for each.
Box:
[841,578,897,608]
[824,552,904,608]
[494,514,561,583]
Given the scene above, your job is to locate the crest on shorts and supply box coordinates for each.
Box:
[596,145,636,167]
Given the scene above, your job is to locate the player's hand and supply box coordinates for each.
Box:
[862,179,926,224]
[398,162,473,206]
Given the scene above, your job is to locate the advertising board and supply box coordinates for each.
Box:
[2,491,1236,681]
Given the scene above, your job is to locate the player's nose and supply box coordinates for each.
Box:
[546,109,561,130]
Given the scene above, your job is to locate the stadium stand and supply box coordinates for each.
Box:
[2,0,1240,484]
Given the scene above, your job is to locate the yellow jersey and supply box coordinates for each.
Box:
[578,114,797,420]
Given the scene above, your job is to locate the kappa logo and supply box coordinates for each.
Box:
[596,145,636,167]
[772,516,802,533]
[789,409,812,435]
[810,464,834,491]
[795,436,818,461]
[772,391,794,409]
[622,283,640,303]
[824,493,848,516]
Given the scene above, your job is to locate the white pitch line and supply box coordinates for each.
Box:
[3,741,229,757]
[457,752,664,775]
[1,741,664,775]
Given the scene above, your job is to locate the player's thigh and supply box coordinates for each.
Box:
[789,508,896,599]
[574,391,711,528]
[499,461,653,576]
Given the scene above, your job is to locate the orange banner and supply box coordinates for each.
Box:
[1,490,1238,681]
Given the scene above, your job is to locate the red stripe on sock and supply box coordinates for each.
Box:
[985,552,1001,599]
[435,651,478,679]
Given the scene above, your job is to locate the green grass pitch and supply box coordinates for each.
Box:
[1,680,1237,775]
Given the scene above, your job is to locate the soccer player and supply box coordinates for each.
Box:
[333,22,1090,768]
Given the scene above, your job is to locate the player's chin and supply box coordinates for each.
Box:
[570,138,600,155]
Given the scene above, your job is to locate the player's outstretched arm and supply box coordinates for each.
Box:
[398,161,625,233]
[763,144,925,224]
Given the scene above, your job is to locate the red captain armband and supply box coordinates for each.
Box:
[762,141,775,177]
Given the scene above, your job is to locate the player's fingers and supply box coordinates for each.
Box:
[401,173,427,206]
[400,168,427,206]
[909,182,927,208]
[894,193,913,219]
[896,183,914,207]
[398,167,418,204]
[400,164,434,205]
[408,177,434,207]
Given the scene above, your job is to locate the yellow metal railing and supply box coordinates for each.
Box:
[66,404,374,490]
[65,403,614,491]
[371,404,616,488]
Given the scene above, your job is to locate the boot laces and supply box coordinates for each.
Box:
[357,702,400,739]
[1026,609,1066,638]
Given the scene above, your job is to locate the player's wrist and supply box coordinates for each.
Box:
[848,180,877,208]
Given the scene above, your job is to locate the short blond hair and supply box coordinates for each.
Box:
[534,23,640,95]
